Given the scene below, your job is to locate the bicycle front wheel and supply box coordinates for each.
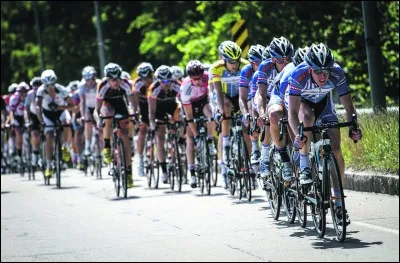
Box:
[118,139,128,198]
[310,159,326,238]
[327,153,347,242]
[55,135,62,188]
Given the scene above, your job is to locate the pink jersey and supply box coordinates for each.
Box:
[179,73,209,105]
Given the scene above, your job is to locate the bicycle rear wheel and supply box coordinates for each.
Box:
[211,137,218,187]
[293,163,307,227]
[118,139,128,198]
[204,140,212,195]
[174,137,183,192]
[239,138,252,201]
[327,153,347,242]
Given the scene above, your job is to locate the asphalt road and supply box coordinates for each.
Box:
[1,163,399,262]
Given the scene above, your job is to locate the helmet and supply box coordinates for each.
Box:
[269,36,294,58]
[262,46,271,60]
[218,40,231,58]
[121,71,131,79]
[41,69,57,85]
[247,44,265,62]
[293,46,310,66]
[219,40,242,61]
[17,81,30,92]
[8,83,18,93]
[305,43,334,70]
[186,60,204,76]
[170,65,184,80]
[67,80,80,92]
[30,76,42,88]
[137,62,154,78]
[103,63,122,79]
[155,65,172,80]
[82,66,97,80]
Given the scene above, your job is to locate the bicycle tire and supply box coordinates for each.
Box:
[211,137,218,187]
[268,149,282,220]
[239,138,252,202]
[327,153,347,242]
[310,159,326,238]
[204,138,212,195]
[292,163,307,228]
[55,133,61,188]
[95,135,102,179]
[174,137,183,192]
[118,139,128,198]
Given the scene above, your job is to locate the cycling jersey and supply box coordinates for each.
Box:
[239,64,255,100]
[287,62,350,104]
[36,84,70,111]
[148,80,181,120]
[256,58,278,98]
[209,58,249,97]
[25,89,38,115]
[9,93,26,117]
[250,71,260,100]
[180,73,209,105]
[96,78,133,116]
[78,79,100,109]
[133,77,155,104]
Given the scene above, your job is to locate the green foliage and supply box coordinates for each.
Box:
[339,110,399,174]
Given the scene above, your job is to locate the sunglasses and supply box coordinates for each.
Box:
[45,84,55,88]
[313,69,331,75]
[190,76,202,81]
[109,78,121,82]
[274,57,291,64]
[161,79,171,84]
[224,58,239,65]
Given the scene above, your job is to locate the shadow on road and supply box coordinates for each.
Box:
[1,191,15,194]
[194,192,229,197]
[50,186,81,190]
[108,195,140,201]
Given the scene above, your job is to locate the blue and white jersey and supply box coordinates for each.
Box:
[250,71,260,99]
[256,58,278,98]
[272,62,296,101]
[239,64,255,100]
[287,62,350,104]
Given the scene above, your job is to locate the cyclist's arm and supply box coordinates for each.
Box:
[257,83,268,117]
[213,81,225,116]
[57,97,74,111]
[128,94,139,114]
[79,93,86,118]
[239,86,249,116]
[24,96,31,122]
[36,96,44,124]
[182,103,198,137]
[339,93,357,122]
[148,97,157,129]
[288,95,301,137]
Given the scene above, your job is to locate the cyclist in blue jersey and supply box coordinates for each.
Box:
[266,46,309,186]
[256,36,294,180]
[287,43,362,224]
[239,44,265,171]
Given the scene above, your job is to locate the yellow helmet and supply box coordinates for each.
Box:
[220,41,242,61]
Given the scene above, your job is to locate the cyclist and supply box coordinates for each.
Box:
[239,44,265,167]
[148,65,182,184]
[9,81,30,167]
[132,62,155,177]
[180,60,216,188]
[25,77,43,168]
[2,83,18,161]
[79,66,101,157]
[209,40,250,188]
[68,80,85,169]
[170,65,185,84]
[95,63,137,188]
[36,69,74,178]
[256,36,294,180]
[287,43,362,224]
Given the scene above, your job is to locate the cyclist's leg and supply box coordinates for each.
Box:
[13,117,24,164]
[155,124,167,182]
[185,125,197,188]
[42,113,56,176]
[203,103,217,155]
[60,110,72,164]
[268,96,292,183]
[30,113,41,166]
[117,116,132,186]
[84,108,94,156]
[137,101,149,176]
[100,103,115,164]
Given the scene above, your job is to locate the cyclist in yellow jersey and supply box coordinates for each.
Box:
[209,40,250,187]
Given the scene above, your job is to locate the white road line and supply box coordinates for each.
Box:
[353,221,399,235]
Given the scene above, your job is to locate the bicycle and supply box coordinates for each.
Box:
[297,114,359,242]
[226,112,253,201]
[144,128,160,189]
[43,121,69,188]
[23,122,35,180]
[162,115,184,192]
[103,114,130,198]
[187,116,215,195]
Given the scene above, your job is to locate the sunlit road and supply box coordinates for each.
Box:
[1,162,399,262]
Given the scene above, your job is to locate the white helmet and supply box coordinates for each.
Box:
[137,62,154,78]
[8,83,18,93]
[41,69,57,85]
[170,65,184,80]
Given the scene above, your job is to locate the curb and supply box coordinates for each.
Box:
[344,170,399,196]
